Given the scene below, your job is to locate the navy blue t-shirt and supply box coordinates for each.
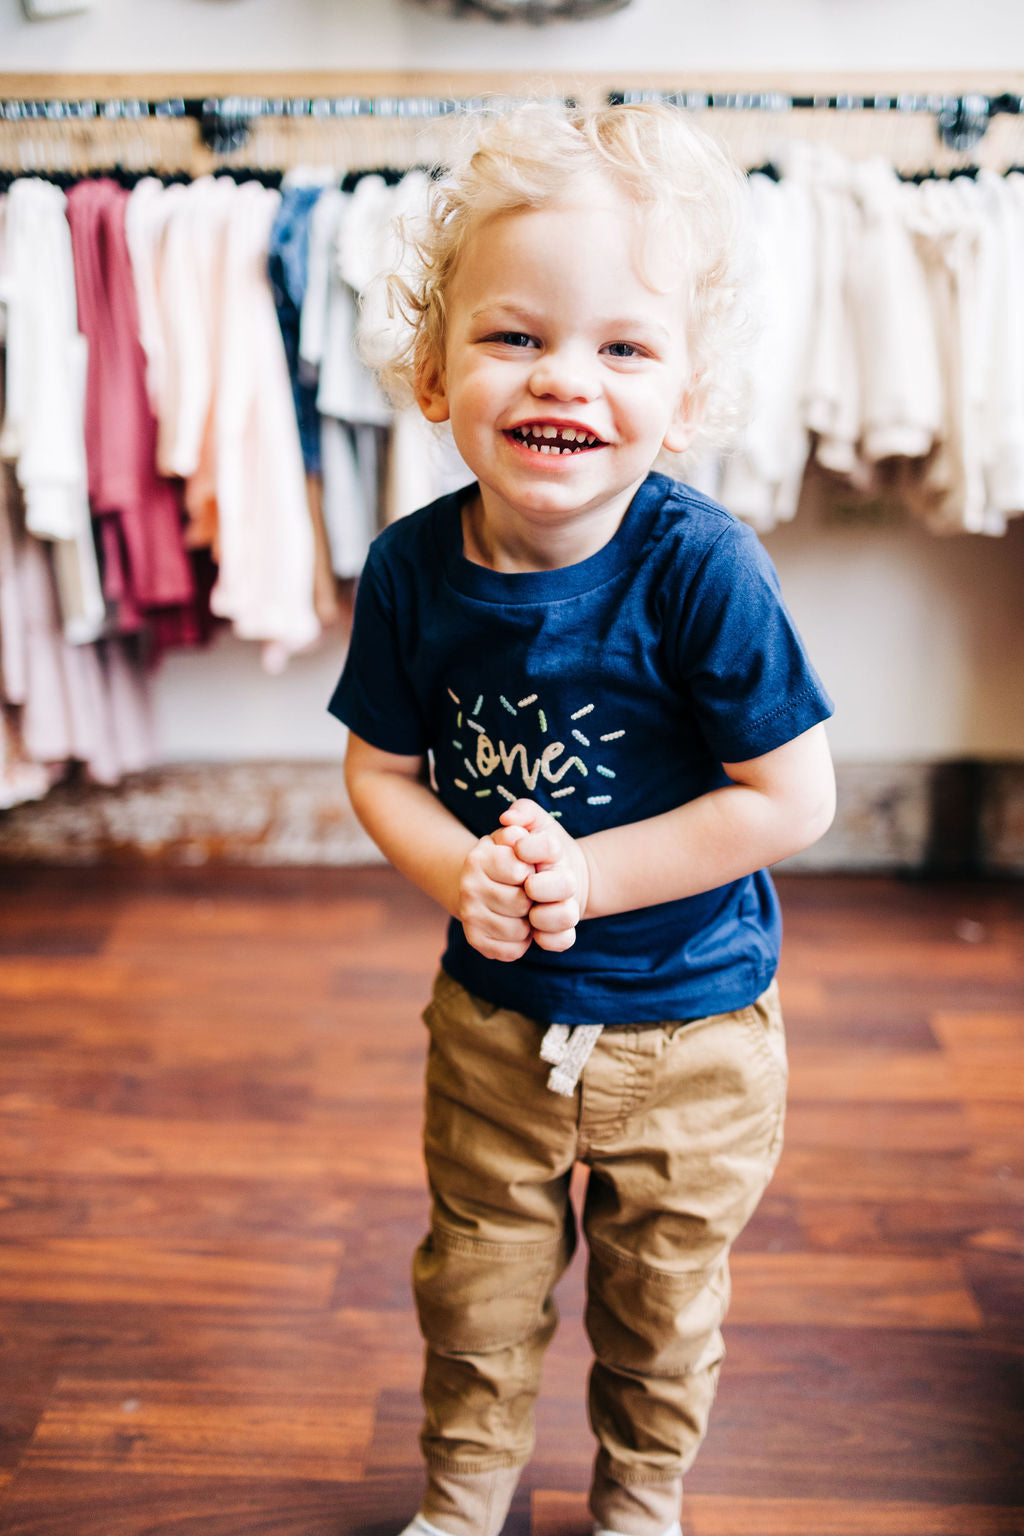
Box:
[329,472,833,1025]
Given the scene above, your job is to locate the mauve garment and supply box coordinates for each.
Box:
[66,179,201,648]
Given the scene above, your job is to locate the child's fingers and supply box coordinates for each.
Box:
[511,830,563,869]
[464,916,533,963]
[485,838,534,887]
[484,882,532,920]
[497,797,540,826]
[523,865,576,904]
[465,833,532,892]
[530,923,577,953]
[498,798,557,837]
[490,822,529,850]
[528,895,580,937]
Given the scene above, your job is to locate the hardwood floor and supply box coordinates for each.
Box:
[0,865,1020,1535]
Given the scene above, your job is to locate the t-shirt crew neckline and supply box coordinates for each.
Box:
[436,475,669,604]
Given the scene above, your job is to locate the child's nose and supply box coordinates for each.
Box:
[528,345,598,402]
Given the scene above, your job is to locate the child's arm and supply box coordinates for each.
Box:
[507,721,835,941]
[345,731,537,963]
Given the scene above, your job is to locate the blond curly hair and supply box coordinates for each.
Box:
[364,100,756,457]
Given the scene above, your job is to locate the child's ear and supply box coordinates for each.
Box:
[661,379,705,455]
[414,353,450,424]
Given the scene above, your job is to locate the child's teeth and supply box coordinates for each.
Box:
[513,424,600,453]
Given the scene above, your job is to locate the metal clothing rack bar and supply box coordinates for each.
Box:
[0,92,544,154]
[1,88,1022,154]
[610,88,1024,153]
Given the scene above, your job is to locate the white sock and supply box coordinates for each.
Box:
[593,1523,682,1536]
[399,1518,456,1536]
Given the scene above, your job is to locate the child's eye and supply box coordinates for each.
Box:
[603,341,643,359]
[486,331,537,349]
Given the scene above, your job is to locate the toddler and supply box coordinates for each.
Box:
[330,102,835,1536]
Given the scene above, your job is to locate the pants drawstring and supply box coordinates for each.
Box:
[539,1021,605,1095]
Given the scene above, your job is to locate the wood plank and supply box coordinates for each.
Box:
[0,1236,342,1308]
[783,1100,971,1152]
[19,1379,374,1482]
[0,1107,424,1183]
[931,1010,1024,1047]
[727,1254,983,1328]
[0,1470,425,1534]
[786,1048,959,1100]
[532,1493,1024,1535]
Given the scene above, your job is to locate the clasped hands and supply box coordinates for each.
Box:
[458,798,592,963]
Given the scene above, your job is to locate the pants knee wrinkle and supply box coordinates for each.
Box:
[425,1450,528,1473]
[587,1231,724,1289]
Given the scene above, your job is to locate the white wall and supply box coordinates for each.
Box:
[4,0,1023,765]
[2,0,1023,77]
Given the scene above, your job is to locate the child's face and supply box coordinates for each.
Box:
[417,177,700,541]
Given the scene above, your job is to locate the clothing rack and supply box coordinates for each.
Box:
[611,88,1024,154]
[1,86,1023,151]
[2,78,1023,176]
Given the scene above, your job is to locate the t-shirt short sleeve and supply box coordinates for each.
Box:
[672,518,833,763]
[327,543,427,756]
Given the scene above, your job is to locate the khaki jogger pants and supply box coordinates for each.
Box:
[414,970,788,1536]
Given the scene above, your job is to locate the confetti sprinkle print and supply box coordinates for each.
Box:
[444,682,621,818]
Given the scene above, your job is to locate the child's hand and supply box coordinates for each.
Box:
[497,800,592,953]
[458,824,536,963]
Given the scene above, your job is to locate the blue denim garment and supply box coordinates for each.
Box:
[268,185,324,474]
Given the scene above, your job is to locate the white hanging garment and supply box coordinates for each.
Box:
[302,187,391,426]
[339,173,472,521]
[386,409,474,525]
[125,175,232,495]
[123,176,174,424]
[717,170,817,530]
[848,159,943,466]
[976,170,1024,526]
[900,176,997,534]
[211,180,319,670]
[0,178,105,643]
[788,143,862,481]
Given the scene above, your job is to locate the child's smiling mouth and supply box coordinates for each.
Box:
[506,422,606,455]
